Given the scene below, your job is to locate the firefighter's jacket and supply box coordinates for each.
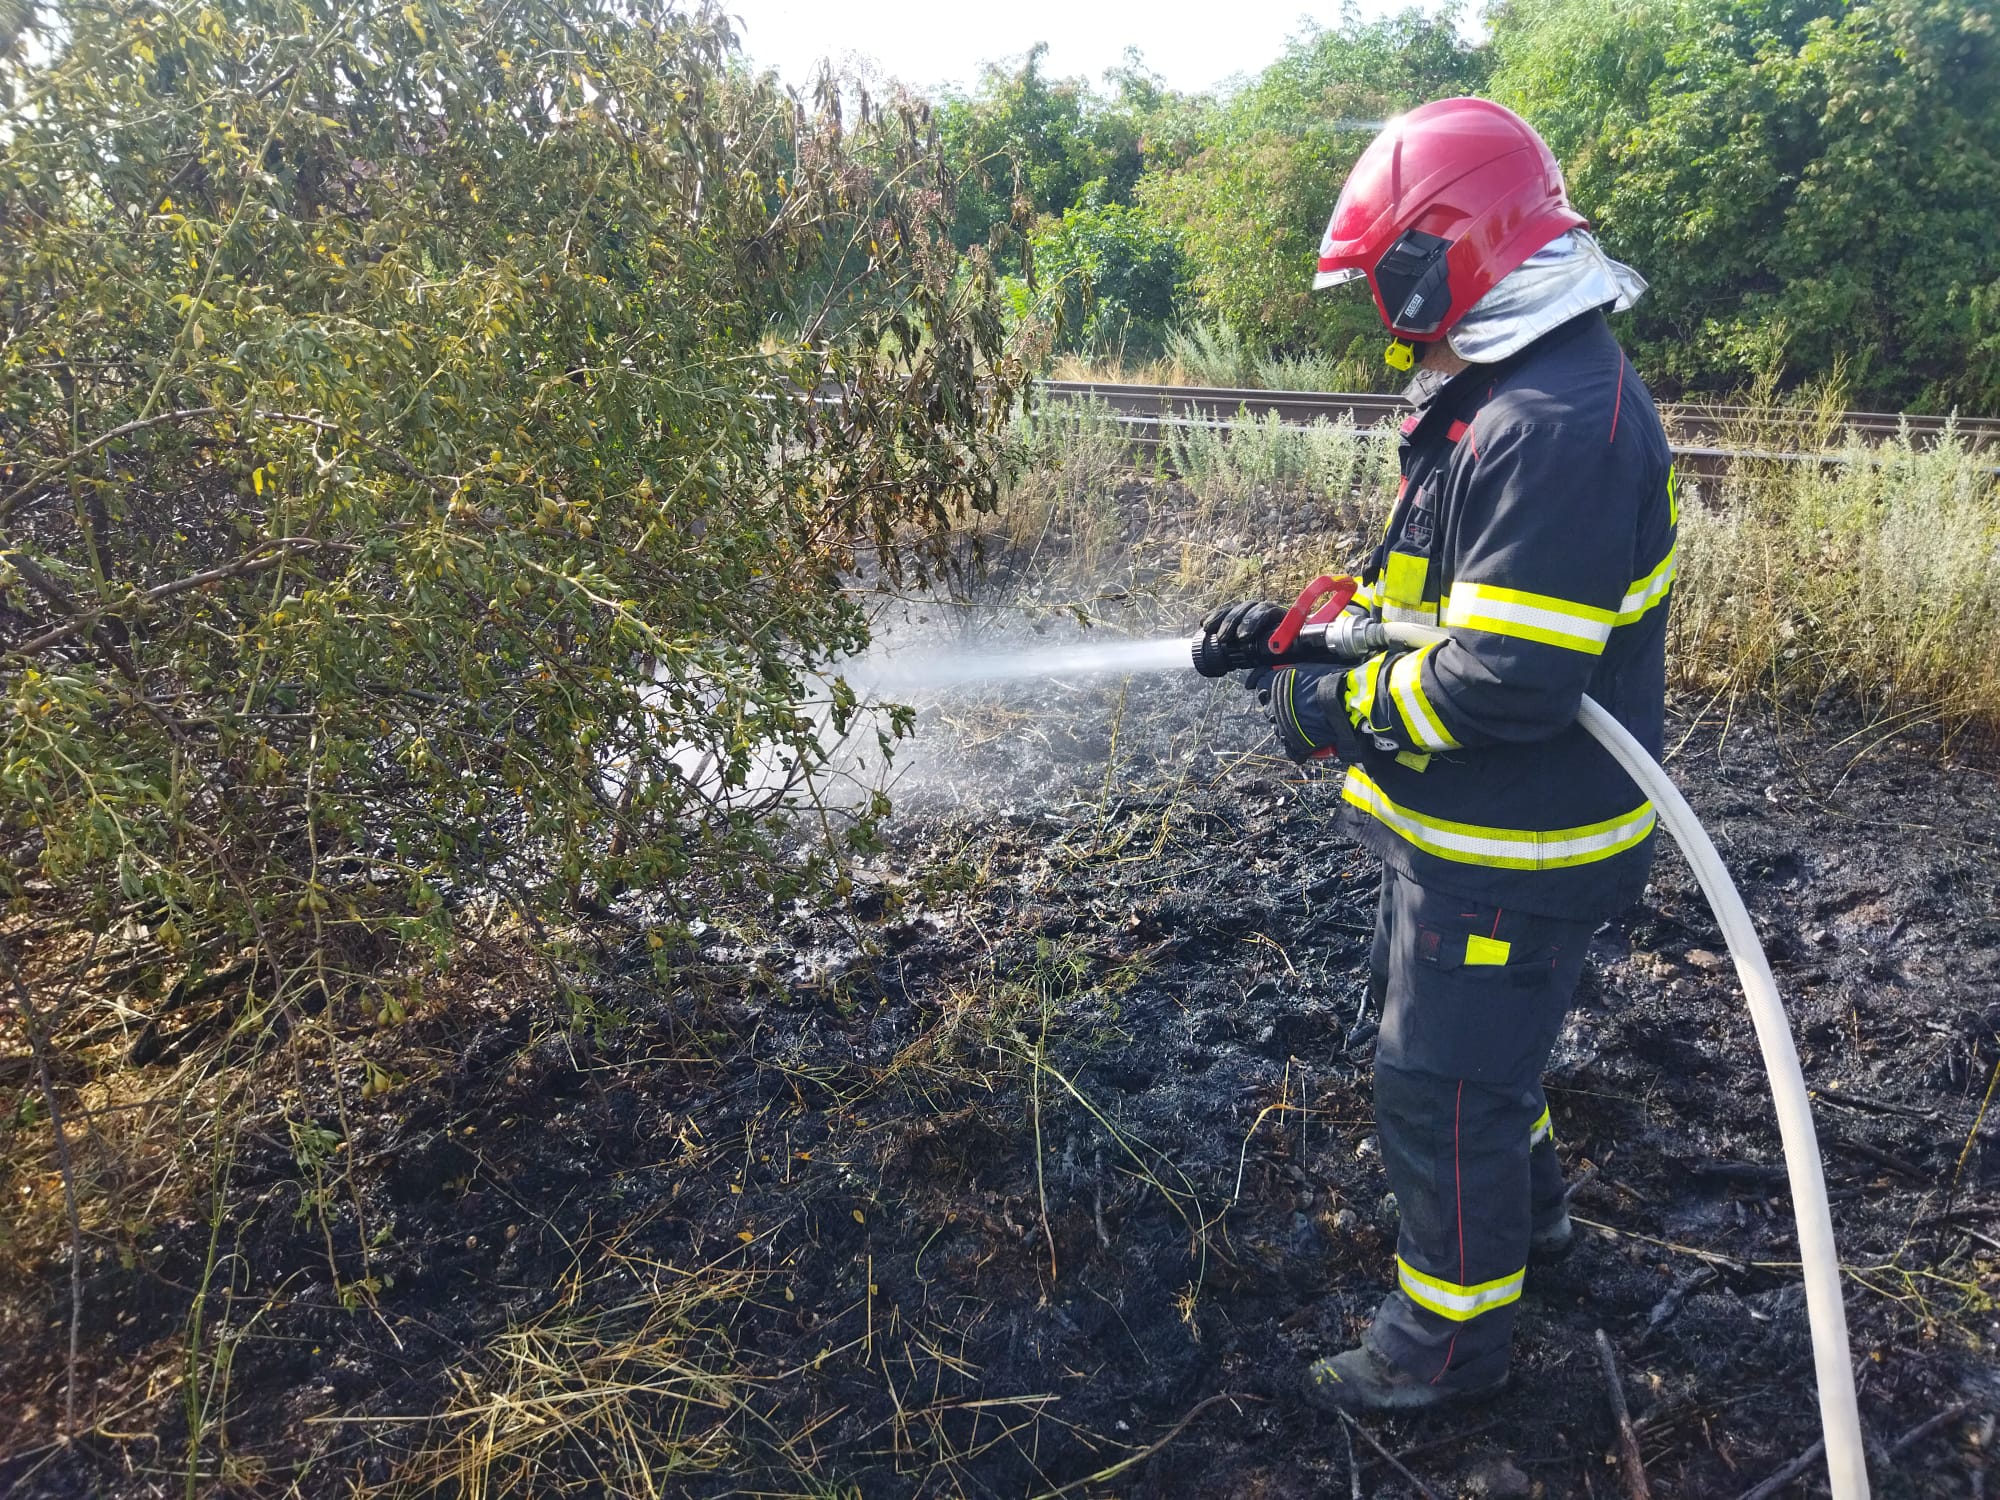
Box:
[1326,309,1676,920]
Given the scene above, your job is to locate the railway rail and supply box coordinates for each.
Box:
[1037,379,2000,477]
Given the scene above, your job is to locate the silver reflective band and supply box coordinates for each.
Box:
[1446,583,1614,654]
[1617,546,1677,623]
[1397,1256,1526,1322]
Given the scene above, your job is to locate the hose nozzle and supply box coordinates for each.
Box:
[1191,575,1362,677]
[1190,631,1244,678]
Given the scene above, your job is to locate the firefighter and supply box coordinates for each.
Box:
[1201,97,1676,1412]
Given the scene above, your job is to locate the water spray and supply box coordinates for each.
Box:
[1188,575,1870,1500]
[848,577,1367,696]
[849,636,1195,693]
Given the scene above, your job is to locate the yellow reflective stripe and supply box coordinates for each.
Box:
[1446,583,1614,654]
[1389,641,1458,752]
[1343,652,1387,727]
[1529,1106,1553,1146]
[1616,544,1677,624]
[1667,464,1681,528]
[1351,581,1382,610]
[1341,767,1656,870]
[1383,602,1439,625]
[1465,934,1511,965]
[1397,1256,1525,1322]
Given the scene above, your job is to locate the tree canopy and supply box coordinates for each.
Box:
[1490,0,2000,409]
[1140,5,1487,359]
[934,43,1150,266]
[909,0,2000,406]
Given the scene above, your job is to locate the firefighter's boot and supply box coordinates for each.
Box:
[1529,1206,1575,1264]
[1302,1345,1507,1414]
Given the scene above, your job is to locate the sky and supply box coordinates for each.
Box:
[719,1,1425,98]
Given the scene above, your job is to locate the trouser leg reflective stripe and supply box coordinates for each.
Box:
[1528,1086,1566,1232]
[1364,870,1594,1389]
[1370,1063,1532,1389]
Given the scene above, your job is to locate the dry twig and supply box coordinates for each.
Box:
[1338,1409,1440,1500]
[0,940,84,1436]
[1027,1392,1253,1500]
[1595,1328,1653,1500]
[1735,1402,1972,1500]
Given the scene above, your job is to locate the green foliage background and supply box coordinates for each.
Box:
[931,0,2000,407]
[1489,0,2000,409]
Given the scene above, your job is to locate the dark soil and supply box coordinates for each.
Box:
[5,618,2000,1495]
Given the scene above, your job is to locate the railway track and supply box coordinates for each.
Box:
[1037,379,2000,476]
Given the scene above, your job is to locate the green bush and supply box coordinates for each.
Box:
[1022,190,1184,358]
[935,43,1149,266]
[0,0,1024,981]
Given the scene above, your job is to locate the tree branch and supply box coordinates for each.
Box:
[0,938,84,1438]
[69,407,337,460]
[4,538,349,659]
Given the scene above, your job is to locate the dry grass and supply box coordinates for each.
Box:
[972,396,1395,632]
[358,1252,825,1500]
[1048,339,1384,393]
[1163,407,1396,531]
[1005,384,2000,748]
[1671,421,2000,747]
[997,400,1131,581]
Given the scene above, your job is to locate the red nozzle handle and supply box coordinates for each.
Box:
[1267,575,1359,656]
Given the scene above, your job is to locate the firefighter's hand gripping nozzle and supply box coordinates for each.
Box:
[1191,575,1373,677]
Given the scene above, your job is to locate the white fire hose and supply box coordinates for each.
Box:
[1328,615,1868,1498]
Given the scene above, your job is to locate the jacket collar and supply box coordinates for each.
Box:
[1397,308,1610,434]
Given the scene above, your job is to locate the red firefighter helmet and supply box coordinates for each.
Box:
[1314,97,1584,344]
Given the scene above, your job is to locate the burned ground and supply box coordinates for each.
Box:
[5,669,1997,1497]
[3,478,1998,1497]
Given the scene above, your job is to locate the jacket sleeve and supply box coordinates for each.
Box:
[1335,418,1642,754]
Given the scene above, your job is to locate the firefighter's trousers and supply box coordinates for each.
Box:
[1363,867,1595,1390]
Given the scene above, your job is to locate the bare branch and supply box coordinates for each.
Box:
[68,407,337,460]
[0,938,85,1438]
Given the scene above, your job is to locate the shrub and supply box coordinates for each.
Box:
[1165,321,1258,388]
[1166,409,1396,523]
[1255,346,1388,392]
[1023,191,1184,359]
[0,0,1025,984]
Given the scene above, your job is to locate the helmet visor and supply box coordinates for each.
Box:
[1312,264,1367,291]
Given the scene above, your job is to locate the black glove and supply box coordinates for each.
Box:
[1197,599,1287,670]
[1243,664,1362,763]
